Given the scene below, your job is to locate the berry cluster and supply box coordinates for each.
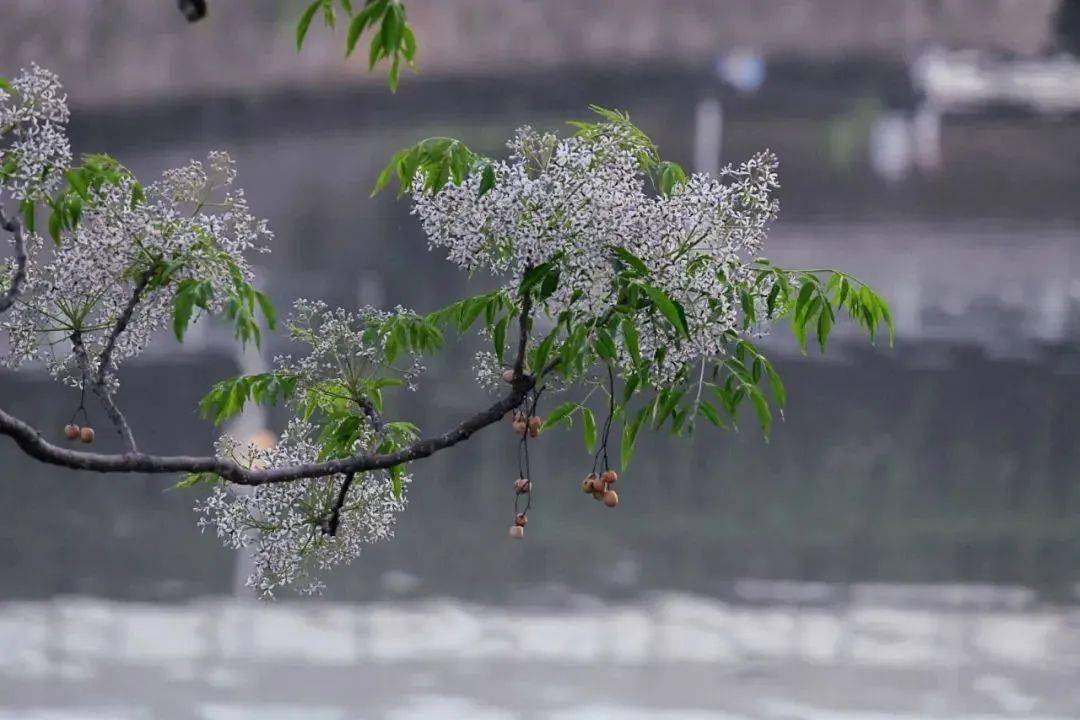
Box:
[582,470,619,507]
[62,423,94,444]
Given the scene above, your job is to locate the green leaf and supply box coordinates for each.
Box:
[542,401,577,431]
[749,387,772,438]
[170,472,221,491]
[816,302,833,353]
[390,464,405,500]
[621,318,641,368]
[593,328,616,361]
[172,279,214,342]
[493,315,508,364]
[641,284,689,338]
[478,163,496,196]
[19,199,34,234]
[656,160,687,196]
[763,361,786,409]
[620,405,648,471]
[255,290,277,331]
[698,400,726,428]
[611,247,650,277]
[296,1,322,51]
[582,406,597,454]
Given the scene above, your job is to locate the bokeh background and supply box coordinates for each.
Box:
[3,1,1080,717]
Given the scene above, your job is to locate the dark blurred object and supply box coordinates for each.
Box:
[1057,0,1080,55]
[178,0,207,23]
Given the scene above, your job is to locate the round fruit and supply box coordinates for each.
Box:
[509,525,525,539]
[514,478,532,494]
[581,478,594,494]
[528,416,542,430]
[79,426,95,444]
[63,424,80,440]
[601,470,617,485]
[603,490,619,508]
[528,426,539,439]
[514,512,528,527]
[501,369,516,384]
[592,490,605,501]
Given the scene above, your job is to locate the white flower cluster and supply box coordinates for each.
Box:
[2,149,271,388]
[275,298,424,397]
[412,125,779,384]
[0,65,72,202]
[195,420,408,597]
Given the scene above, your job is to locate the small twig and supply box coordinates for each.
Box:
[70,330,138,452]
[98,272,151,378]
[321,471,356,536]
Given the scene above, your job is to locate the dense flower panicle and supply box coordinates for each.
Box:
[2,151,272,387]
[412,124,780,384]
[275,298,425,397]
[0,65,72,202]
[194,420,408,597]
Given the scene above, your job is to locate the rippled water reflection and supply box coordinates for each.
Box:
[3,588,1079,719]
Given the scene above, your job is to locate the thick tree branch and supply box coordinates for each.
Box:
[0,370,533,484]
[0,299,538,485]
[0,209,28,315]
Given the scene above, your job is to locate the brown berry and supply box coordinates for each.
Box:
[501,369,516,384]
[528,426,539,439]
[603,490,619,508]
[592,490,605,501]
[514,512,528,527]
[509,525,525,539]
[528,416,542,430]
[514,478,532,494]
[63,424,80,440]
[601,470,618,486]
[582,478,595,494]
[79,426,95,444]
[512,420,527,436]
[583,473,600,494]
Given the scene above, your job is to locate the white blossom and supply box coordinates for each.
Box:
[0,65,72,202]
[412,124,780,385]
[195,419,408,597]
[2,151,272,388]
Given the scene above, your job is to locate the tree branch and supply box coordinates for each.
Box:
[70,330,138,453]
[0,297,538,485]
[66,271,151,453]
[0,209,28,315]
[321,471,355,536]
[98,271,151,379]
[0,370,533,484]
